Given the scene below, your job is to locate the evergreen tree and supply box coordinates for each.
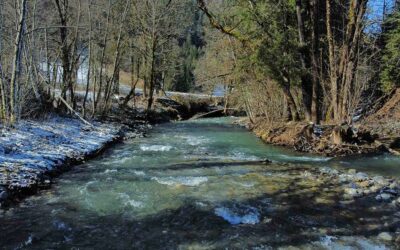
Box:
[380,10,400,92]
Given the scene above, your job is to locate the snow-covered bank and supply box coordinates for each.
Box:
[0,117,124,206]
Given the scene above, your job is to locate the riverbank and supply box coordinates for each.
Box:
[250,120,390,157]
[246,89,400,157]
[0,115,151,207]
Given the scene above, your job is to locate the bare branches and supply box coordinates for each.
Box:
[197,0,245,42]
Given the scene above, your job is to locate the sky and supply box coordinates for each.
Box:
[367,0,397,32]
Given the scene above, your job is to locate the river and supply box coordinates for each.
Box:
[0,118,399,249]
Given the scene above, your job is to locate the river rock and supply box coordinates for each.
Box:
[382,188,398,196]
[396,235,400,244]
[376,193,393,202]
[357,180,372,188]
[0,189,8,201]
[354,172,369,182]
[378,232,393,241]
[338,174,350,183]
[344,187,363,198]
[395,198,400,207]
[372,176,389,187]
[348,169,357,175]
[320,167,339,175]
[389,181,399,189]
[369,185,381,193]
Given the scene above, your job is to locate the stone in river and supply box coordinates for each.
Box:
[378,232,393,241]
[348,169,357,175]
[354,172,369,182]
[375,193,393,202]
[382,188,398,196]
[372,176,389,187]
[344,187,363,198]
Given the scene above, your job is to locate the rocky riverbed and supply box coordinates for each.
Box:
[268,165,400,247]
[0,116,150,207]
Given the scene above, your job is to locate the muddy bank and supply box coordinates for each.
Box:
[0,115,151,207]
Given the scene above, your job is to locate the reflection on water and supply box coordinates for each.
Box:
[0,118,398,249]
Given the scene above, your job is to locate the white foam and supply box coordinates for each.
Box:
[118,193,143,208]
[215,206,260,225]
[179,135,210,146]
[316,236,388,250]
[140,145,173,152]
[279,154,331,162]
[231,151,260,161]
[104,169,118,174]
[133,170,146,176]
[151,176,208,187]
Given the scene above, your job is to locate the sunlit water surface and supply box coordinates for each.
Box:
[1,118,399,249]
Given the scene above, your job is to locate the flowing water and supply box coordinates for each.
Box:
[1,118,399,249]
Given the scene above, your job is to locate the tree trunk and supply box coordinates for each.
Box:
[326,0,339,122]
[83,0,93,118]
[54,0,71,103]
[310,0,321,124]
[95,0,112,112]
[295,0,313,122]
[10,0,27,124]
[147,38,157,111]
[282,77,300,121]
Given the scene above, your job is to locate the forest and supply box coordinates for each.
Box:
[1,0,400,249]
[0,0,399,125]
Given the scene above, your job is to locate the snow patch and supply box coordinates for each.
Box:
[0,116,120,190]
